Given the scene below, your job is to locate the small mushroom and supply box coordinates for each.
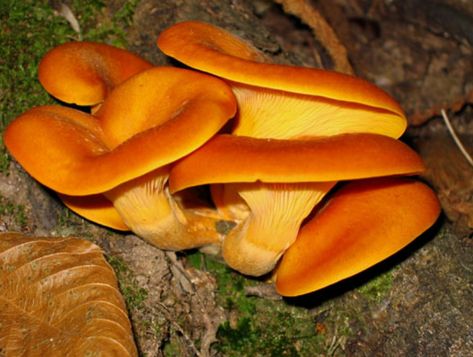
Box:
[5,67,236,249]
[157,21,407,139]
[275,177,441,296]
[38,41,153,108]
[169,134,426,275]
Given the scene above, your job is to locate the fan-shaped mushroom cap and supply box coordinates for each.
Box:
[38,41,153,106]
[275,177,441,296]
[157,21,400,112]
[157,21,407,139]
[169,134,425,192]
[5,67,236,195]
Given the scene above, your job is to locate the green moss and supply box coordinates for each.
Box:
[56,206,75,228]
[357,269,394,303]
[0,195,27,228]
[187,251,332,356]
[217,308,327,357]
[0,136,10,173]
[107,255,148,311]
[1,1,71,130]
[163,334,187,357]
[65,0,140,47]
[0,0,139,172]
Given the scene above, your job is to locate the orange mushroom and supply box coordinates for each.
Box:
[169,134,426,275]
[158,21,409,214]
[39,41,153,108]
[58,194,128,231]
[5,67,236,249]
[157,21,407,139]
[275,177,440,296]
[159,21,428,276]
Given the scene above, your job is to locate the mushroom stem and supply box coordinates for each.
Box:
[105,168,220,250]
[222,181,335,276]
[210,184,250,221]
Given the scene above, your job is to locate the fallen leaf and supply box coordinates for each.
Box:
[0,232,137,356]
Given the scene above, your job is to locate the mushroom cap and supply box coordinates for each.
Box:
[169,134,425,192]
[275,177,441,296]
[157,21,405,121]
[4,67,236,195]
[58,194,128,231]
[38,41,153,106]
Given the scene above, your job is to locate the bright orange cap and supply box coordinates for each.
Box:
[39,41,153,106]
[169,134,425,192]
[157,21,406,139]
[275,177,441,296]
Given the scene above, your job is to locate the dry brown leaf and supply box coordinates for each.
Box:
[0,232,137,356]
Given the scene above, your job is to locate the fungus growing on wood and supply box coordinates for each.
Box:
[169,134,426,276]
[157,20,407,139]
[39,41,153,108]
[275,177,440,296]
[5,67,236,249]
[159,21,437,278]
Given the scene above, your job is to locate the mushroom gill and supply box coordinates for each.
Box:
[157,20,407,140]
[222,182,334,276]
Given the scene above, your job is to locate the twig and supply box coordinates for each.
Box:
[156,301,202,357]
[165,251,195,294]
[440,109,473,167]
[164,252,221,357]
[274,0,354,74]
[326,335,346,356]
[49,1,82,39]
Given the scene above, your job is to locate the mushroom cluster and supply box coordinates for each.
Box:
[4,21,440,297]
[5,42,237,250]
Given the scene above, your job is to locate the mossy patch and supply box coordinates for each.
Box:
[186,251,340,356]
[0,195,27,229]
[107,255,149,311]
[357,269,394,303]
[0,0,140,172]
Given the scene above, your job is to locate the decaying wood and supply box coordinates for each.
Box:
[273,0,354,74]
[313,0,473,125]
[414,112,473,233]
